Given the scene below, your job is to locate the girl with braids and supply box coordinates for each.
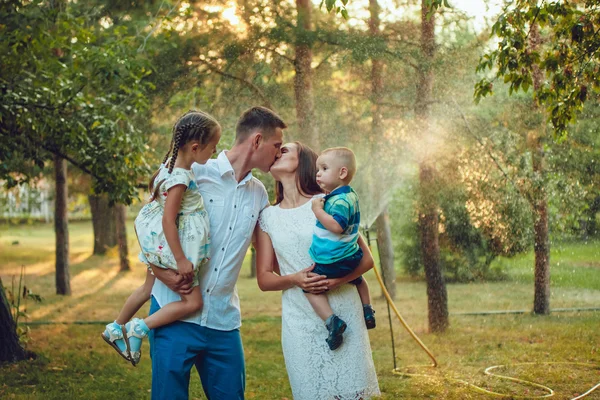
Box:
[101,110,221,366]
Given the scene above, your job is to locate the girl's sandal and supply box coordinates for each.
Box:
[124,318,148,367]
[101,323,131,363]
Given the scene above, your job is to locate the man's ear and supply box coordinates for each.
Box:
[252,132,263,149]
[191,143,200,152]
[339,167,348,180]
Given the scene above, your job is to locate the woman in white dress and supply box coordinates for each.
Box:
[254,141,380,400]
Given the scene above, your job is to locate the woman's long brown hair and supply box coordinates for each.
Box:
[274,141,322,205]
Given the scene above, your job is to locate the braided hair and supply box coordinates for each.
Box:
[148,110,220,201]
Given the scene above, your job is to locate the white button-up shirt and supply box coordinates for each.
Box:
[151,151,269,331]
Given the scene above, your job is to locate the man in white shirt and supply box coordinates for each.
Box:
[148,106,287,400]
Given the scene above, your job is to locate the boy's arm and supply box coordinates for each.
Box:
[311,198,344,234]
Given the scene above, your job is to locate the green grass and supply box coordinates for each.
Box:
[1,221,599,399]
[491,240,600,291]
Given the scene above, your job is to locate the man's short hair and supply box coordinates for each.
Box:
[235,106,287,142]
[321,147,357,182]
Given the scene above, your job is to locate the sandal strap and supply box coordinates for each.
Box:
[103,323,124,342]
[126,321,149,340]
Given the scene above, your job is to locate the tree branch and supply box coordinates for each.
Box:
[258,45,295,64]
[195,59,273,109]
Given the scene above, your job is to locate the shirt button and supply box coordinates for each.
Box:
[229,227,232,230]
[209,199,213,202]
[214,268,217,271]
[222,247,225,251]
[234,205,236,208]
[206,289,209,293]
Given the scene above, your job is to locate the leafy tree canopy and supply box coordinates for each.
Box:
[475,0,600,139]
[0,1,156,204]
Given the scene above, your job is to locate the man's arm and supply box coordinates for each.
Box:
[151,265,194,295]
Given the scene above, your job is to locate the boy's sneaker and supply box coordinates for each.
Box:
[325,315,347,351]
[363,304,376,329]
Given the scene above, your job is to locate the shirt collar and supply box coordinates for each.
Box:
[324,185,352,200]
[216,150,253,185]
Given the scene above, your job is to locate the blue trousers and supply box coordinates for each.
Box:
[149,296,245,400]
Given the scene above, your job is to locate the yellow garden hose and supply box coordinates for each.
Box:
[365,231,600,399]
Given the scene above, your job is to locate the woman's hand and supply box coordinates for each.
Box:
[293,264,329,294]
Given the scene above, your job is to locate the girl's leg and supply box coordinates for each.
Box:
[125,285,203,366]
[143,285,203,329]
[115,269,155,324]
[102,269,154,361]
[356,278,371,306]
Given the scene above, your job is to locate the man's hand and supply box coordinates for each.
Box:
[294,264,329,294]
[311,197,325,213]
[151,265,193,295]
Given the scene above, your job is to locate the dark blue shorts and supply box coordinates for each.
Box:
[306,248,364,292]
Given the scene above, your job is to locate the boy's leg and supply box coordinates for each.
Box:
[149,296,206,400]
[144,286,203,329]
[305,292,334,321]
[356,278,371,305]
[355,279,376,329]
[115,269,155,324]
[195,327,245,400]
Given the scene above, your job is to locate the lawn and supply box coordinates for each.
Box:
[1,221,599,399]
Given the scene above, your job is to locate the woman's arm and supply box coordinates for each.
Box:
[327,234,375,290]
[254,225,329,293]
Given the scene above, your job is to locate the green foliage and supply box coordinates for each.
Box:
[0,1,156,204]
[319,0,349,20]
[475,0,600,139]
[465,88,593,242]
[391,182,511,283]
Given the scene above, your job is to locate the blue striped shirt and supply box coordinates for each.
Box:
[309,186,361,264]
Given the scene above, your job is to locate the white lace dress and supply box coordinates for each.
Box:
[259,198,380,400]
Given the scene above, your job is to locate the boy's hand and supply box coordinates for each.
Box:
[312,197,325,213]
[177,258,195,282]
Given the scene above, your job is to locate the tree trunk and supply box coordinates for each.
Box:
[115,204,130,271]
[0,278,34,363]
[294,0,318,148]
[419,163,448,332]
[249,245,257,278]
[416,0,448,332]
[369,0,396,299]
[89,194,117,255]
[54,154,71,296]
[530,22,550,315]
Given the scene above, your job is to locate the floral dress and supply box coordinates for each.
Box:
[135,166,210,287]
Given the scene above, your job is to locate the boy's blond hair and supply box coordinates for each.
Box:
[321,147,357,183]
